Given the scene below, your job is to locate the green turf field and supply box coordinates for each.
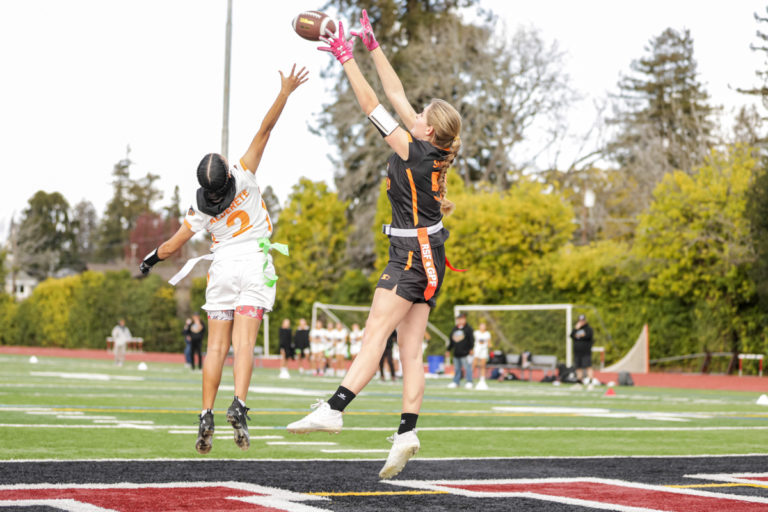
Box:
[1,354,767,460]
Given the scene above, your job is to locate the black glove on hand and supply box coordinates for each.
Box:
[139,248,163,275]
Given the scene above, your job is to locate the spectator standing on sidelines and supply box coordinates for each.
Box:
[472,322,491,390]
[111,318,131,367]
[379,330,397,382]
[570,314,595,389]
[447,313,474,389]
[183,317,194,368]
[278,318,293,379]
[332,322,349,377]
[348,323,363,363]
[293,318,310,373]
[184,313,205,371]
[310,320,327,376]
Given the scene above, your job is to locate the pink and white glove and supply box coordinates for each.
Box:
[350,9,379,51]
[318,20,355,65]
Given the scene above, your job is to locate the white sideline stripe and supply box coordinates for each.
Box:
[92,419,154,424]
[266,442,338,446]
[30,371,144,381]
[2,454,768,463]
[56,415,117,421]
[3,423,768,432]
[321,449,390,453]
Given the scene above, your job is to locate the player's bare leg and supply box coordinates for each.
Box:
[196,317,232,454]
[226,306,262,450]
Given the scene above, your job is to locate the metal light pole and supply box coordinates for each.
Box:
[221,0,233,160]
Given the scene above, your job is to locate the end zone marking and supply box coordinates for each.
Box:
[308,490,449,497]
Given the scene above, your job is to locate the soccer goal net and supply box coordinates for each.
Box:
[453,304,575,366]
[311,302,450,348]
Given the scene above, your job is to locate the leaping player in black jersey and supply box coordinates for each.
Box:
[286,10,462,480]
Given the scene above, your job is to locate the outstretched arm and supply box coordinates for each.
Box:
[352,9,417,129]
[138,223,195,275]
[320,22,410,160]
[240,64,309,173]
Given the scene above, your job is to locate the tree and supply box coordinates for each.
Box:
[71,200,98,264]
[15,191,81,278]
[272,178,351,323]
[634,146,757,354]
[605,28,718,238]
[95,150,163,262]
[319,2,574,268]
[738,6,768,112]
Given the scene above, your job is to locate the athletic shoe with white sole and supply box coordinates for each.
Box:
[195,410,214,454]
[464,382,474,389]
[286,399,343,434]
[475,379,488,390]
[279,368,290,379]
[226,397,251,451]
[379,430,420,479]
[447,382,458,388]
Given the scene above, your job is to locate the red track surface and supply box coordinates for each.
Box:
[1,345,766,392]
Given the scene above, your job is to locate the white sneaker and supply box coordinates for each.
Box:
[447,382,458,388]
[464,382,473,389]
[379,430,420,479]
[286,400,343,434]
[475,379,488,390]
[279,368,290,379]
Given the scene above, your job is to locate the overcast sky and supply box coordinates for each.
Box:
[1,0,764,242]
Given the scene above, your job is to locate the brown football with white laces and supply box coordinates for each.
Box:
[292,11,336,41]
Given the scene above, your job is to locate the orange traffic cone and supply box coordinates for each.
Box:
[603,388,616,397]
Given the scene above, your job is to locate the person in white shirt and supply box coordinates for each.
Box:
[348,323,363,362]
[138,64,308,455]
[310,320,328,376]
[331,322,349,377]
[111,318,131,367]
[473,323,492,390]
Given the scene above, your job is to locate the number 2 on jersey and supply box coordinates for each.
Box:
[226,210,252,237]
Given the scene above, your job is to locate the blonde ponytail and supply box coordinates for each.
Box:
[427,99,462,215]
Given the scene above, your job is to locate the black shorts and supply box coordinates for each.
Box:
[574,352,592,369]
[280,344,295,359]
[376,244,446,308]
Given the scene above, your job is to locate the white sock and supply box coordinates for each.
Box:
[237,397,246,407]
[200,409,211,417]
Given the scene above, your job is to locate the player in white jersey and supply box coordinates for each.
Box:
[472,322,492,390]
[138,64,308,454]
[348,323,363,361]
[309,320,328,376]
[331,322,349,377]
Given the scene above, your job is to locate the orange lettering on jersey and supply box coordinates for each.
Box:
[432,160,441,169]
[431,172,439,192]
[227,210,252,238]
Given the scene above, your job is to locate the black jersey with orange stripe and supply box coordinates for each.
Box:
[385,132,450,251]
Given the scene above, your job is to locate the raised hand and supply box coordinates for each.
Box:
[318,20,355,65]
[279,64,309,94]
[350,9,378,51]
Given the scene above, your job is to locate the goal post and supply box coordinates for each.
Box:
[312,302,450,344]
[454,304,574,367]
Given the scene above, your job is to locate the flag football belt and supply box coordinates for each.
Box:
[167,237,288,287]
[381,222,444,300]
[381,220,443,237]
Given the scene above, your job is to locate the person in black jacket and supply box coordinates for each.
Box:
[184,313,206,371]
[446,313,474,389]
[278,318,293,379]
[570,314,594,386]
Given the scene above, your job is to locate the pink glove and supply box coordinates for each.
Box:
[318,20,355,65]
[350,9,379,51]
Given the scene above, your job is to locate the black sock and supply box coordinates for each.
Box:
[398,413,419,434]
[327,386,356,412]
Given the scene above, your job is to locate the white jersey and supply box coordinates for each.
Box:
[474,330,491,359]
[310,328,328,354]
[349,328,363,356]
[184,162,273,255]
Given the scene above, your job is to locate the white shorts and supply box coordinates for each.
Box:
[474,345,489,361]
[310,342,325,355]
[334,343,347,357]
[203,251,276,312]
[349,342,362,356]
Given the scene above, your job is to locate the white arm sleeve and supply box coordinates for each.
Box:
[368,104,399,137]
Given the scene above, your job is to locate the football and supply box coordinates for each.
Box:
[292,11,336,41]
